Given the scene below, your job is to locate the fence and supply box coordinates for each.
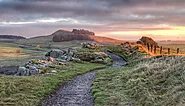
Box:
[146,43,180,55]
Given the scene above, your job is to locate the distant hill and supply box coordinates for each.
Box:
[17,29,125,46]
[0,35,26,40]
[52,29,124,45]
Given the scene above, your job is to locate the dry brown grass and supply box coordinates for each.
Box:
[0,47,27,57]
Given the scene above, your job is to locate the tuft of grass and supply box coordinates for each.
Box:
[0,62,106,106]
[93,56,185,106]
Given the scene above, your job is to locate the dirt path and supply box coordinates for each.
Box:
[42,52,126,106]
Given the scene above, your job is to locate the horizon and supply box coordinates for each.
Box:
[0,0,185,41]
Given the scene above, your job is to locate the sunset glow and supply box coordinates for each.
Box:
[110,26,185,36]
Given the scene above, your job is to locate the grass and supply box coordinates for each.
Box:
[93,56,185,106]
[158,41,185,54]
[105,45,144,62]
[0,62,106,106]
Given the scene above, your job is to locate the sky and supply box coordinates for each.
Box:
[0,0,185,40]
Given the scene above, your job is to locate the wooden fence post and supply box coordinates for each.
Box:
[147,44,150,51]
[160,46,163,54]
[177,48,180,54]
[151,45,153,52]
[154,46,157,54]
[168,48,170,55]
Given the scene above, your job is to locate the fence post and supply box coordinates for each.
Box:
[177,48,180,54]
[154,46,157,54]
[168,48,170,55]
[151,45,153,52]
[147,43,150,51]
[160,46,163,54]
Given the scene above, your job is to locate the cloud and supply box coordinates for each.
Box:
[0,0,185,40]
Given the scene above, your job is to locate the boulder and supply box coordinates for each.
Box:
[46,49,64,58]
[46,48,77,61]
[16,67,27,76]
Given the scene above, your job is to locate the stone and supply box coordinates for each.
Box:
[49,49,64,58]
[16,67,27,76]
[51,70,57,73]
[58,62,66,65]
[29,66,37,70]
[82,42,99,49]
[72,58,81,63]
[29,69,38,75]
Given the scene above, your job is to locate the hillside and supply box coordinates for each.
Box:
[0,35,26,40]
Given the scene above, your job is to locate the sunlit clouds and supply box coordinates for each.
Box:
[0,0,185,40]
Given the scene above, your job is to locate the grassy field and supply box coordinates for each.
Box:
[0,40,85,66]
[0,42,47,66]
[0,62,106,106]
[93,53,185,106]
[158,41,185,54]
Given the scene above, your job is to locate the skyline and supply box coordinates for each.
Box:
[0,0,185,40]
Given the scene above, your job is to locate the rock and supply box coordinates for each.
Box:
[28,66,39,75]
[51,70,57,73]
[29,66,37,70]
[137,36,158,47]
[72,29,95,36]
[72,58,81,63]
[16,67,27,76]
[48,49,64,58]
[45,48,78,61]
[58,62,66,65]
[82,42,99,49]
[29,69,38,75]
[52,29,94,42]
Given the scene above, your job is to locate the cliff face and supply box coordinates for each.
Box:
[52,29,94,42]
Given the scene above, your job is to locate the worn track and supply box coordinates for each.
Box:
[42,52,126,106]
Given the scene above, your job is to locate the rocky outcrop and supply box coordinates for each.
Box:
[82,42,99,49]
[45,48,78,61]
[72,29,95,36]
[52,29,94,42]
[137,36,158,47]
